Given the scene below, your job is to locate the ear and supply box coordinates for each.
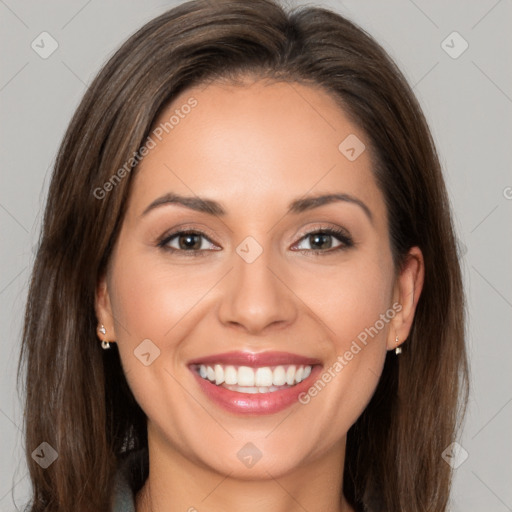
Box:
[95,272,117,342]
[387,246,425,351]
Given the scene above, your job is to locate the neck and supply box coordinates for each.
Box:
[135,425,353,512]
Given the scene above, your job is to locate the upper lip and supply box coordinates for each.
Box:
[188,351,322,367]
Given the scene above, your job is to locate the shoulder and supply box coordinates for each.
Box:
[111,449,147,512]
[112,470,136,512]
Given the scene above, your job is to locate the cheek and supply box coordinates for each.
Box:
[325,253,394,374]
[106,250,202,433]
[295,251,394,346]
[293,255,394,439]
[107,245,229,408]
[109,247,215,342]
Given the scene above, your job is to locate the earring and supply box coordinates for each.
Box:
[395,335,402,355]
[98,324,111,350]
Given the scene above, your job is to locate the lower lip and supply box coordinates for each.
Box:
[191,366,322,415]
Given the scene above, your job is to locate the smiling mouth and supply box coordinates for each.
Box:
[193,363,313,394]
[188,350,322,414]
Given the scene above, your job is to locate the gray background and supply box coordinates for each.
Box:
[1,0,511,510]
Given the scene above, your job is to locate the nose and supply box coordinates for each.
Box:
[217,245,298,335]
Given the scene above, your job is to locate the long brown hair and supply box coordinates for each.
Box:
[18,0,468,510]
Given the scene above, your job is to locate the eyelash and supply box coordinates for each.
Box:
[157,226,354,257]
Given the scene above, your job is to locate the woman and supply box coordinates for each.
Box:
[18,0,469,510]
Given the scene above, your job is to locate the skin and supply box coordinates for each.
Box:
[95,77,424,512]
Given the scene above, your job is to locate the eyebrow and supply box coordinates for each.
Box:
[141,192,373,222]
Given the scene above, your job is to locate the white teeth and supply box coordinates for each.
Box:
[224,365,237,385]
[286,365,296,385]
[197,363,313,391]
[214,364,224,385]
[238,366,255,386]
[255,367,273,387]
[222,384,286,394]
[272,366,286,386]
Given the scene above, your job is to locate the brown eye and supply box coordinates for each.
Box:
[176,232,203,250]
[308,233,335,250]
[293,228,353,253]
[158,230,219,255]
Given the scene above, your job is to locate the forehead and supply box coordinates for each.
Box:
[128,78,386,222]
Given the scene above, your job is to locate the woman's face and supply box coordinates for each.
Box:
[96,78,421,478]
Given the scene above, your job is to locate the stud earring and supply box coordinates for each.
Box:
[395,335,402,355]
[98,324,111,350]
